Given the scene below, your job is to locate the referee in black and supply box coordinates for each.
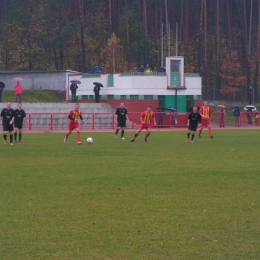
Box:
[186,106,202,143]
[114,103,129,140]
[1,102,15,145]
[14,103,26,143]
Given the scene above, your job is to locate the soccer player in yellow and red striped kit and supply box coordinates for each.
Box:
[64,104,84,145]
[198,101,214,138]
[130,105,156,142]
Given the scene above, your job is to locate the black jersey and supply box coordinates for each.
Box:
[14,109,26,124]
[115,107,128,122]
[1,108,15,124]
[188,112,201,124]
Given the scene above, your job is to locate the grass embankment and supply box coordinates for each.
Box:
[1,90,63,103]
[1,131,260,259]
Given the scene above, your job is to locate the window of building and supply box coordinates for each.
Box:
[170,60,180,72]
[89,95,94,100]
[120,95,126,100]
[82,95,88,100]
[130,95,138,100]
[144,95,153,100]
[108,95,114,100]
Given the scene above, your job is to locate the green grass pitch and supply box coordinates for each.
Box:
[0,130,260,259]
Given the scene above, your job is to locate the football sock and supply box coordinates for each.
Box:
[65,133,69,139]
[121,130,124,138]
[14,133,17,141]
[77,134,80,141]
[198,129,202,136]
[115,129,119,135]
[145,132,150,139]
[10,134,13,143]
[191,134,195,140]
[187,133,190,138]
[3,134,7,140]
[208,129,212,136]
[133,133,138,140]
[19,133,22,141]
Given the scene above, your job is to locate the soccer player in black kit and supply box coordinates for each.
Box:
[186,106,201,143]
[114,103,129,140]
[0,102,15,145]
[14,103,26,143]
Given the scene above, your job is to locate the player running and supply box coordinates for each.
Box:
[186,106,201,143]
[14,103,26,143]
[1,102,15,145]
[198,101,214,138]
[130,105,156,142]
[114,103,128,140]
[64,104,84,145]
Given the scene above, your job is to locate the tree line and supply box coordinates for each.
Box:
[0,0,260,102]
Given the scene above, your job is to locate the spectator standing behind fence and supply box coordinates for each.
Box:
[70,81,78,103]
[219,108,226,127]
[132,67,138,73]
[247,108,253,126]
[138,65,144,72]
[255,110,260,126]
[233,107,240,127]
[157,109,164,128]
[0,82,5,102]
[14,82,23,103]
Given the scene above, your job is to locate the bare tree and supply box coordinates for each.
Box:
[254,0,260,103]
[78,0,86,72]
[143,0,148,65]
[124,0,130,67]
[216,0,221,100]
[164,0,169,57]
[226,0,233,51]
[4,0,8,69]
[200,0,208,99]
[108,0,112,35]
[198,0,204,75]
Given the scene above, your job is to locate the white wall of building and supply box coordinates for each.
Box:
[69,73,201,99]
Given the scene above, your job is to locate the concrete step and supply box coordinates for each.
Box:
[12,103,115,113]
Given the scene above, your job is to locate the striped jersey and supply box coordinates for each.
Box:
[141,110,155,124]
[69,109,82,122]
[199,106,212,119]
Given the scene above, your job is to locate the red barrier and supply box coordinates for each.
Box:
[17,112,230,131]
[240,111,260,127]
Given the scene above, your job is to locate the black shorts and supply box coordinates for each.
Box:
[188,124,198,132]
[117,121,126,128]
[3,123,14,132]
[14,123,23,129]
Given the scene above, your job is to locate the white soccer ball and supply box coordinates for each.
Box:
[86,137,93,144]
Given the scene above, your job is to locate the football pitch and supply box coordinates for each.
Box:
[1,130,260,259]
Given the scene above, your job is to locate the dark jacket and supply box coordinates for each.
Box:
[233,109,240,117]
[93,85,100,94]
[70,84,78,94]
[0,82,5,92]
